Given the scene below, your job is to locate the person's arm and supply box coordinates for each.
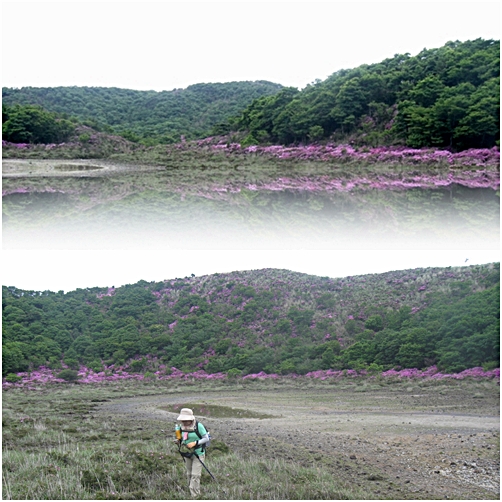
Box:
[187,424,209,448]
[194,433,210,447]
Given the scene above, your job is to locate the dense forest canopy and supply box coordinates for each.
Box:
[2,104,76,144]
[229,38,500,149]
[2,264,499,379]
[2,39,499,150]
[2,81,283,145]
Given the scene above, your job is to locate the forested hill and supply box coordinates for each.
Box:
[230,38,500,149]
[2,264,499,379]
[3,39,499,151]
[1,81,283,144]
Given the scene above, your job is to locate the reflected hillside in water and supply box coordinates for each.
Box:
[3,173,499,249]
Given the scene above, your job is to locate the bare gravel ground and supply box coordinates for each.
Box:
[96,381,500,499]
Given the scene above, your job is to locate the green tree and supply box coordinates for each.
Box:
[2,104,74,143]
[227,368,242,379]
[316,293,336,310]
[408,75,445,107]
[275,318,292,336]
[454,77,500,147]
[33,335,62,363]
[2,342,28,375]
[321,346,337,369]
[365,315,383,332]
[57,369,80,382]
[344,319,360,335]
[246,347,275,373]
[279,359,297,374]
[340,340,377,368]
[396,342,426,369]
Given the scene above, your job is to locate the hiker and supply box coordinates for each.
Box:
[175,408,210,498]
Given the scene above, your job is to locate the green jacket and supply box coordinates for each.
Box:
[181,422,208,456]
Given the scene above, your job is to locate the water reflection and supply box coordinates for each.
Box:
[2,182,499,250]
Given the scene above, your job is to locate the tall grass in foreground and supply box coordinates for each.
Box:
[4,378,498,499]
[2,379,377,499]
[2,434,365,500]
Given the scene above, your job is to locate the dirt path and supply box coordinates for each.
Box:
[96,384,500,499]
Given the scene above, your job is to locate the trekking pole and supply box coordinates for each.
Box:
[196,452,228,496]
[188,445,226,494]
[175,442,213,478]
[174,440,187,464]
[172,431,219,485]
[194,453,216,481]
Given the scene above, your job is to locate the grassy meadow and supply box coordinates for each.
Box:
[2,376,500,500]
[2,379,372,500]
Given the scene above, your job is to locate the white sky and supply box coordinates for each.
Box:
[2,249,500,292]
[1,1,500,292]
[2,1,500,92]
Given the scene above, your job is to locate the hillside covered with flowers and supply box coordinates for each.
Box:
[3,263,499,385]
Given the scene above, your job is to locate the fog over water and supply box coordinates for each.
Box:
[3,184,499,250]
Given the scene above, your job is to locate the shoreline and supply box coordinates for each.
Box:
[2,158,500,194]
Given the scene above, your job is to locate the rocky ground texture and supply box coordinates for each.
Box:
[97,380,500,499]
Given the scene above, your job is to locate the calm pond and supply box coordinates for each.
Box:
[3,181,499,249]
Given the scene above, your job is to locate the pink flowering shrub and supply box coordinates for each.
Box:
[2,265,499,385]
[194,139,500,170]
[3,364,498,389]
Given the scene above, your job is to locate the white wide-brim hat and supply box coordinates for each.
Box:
[177,408,195,421]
